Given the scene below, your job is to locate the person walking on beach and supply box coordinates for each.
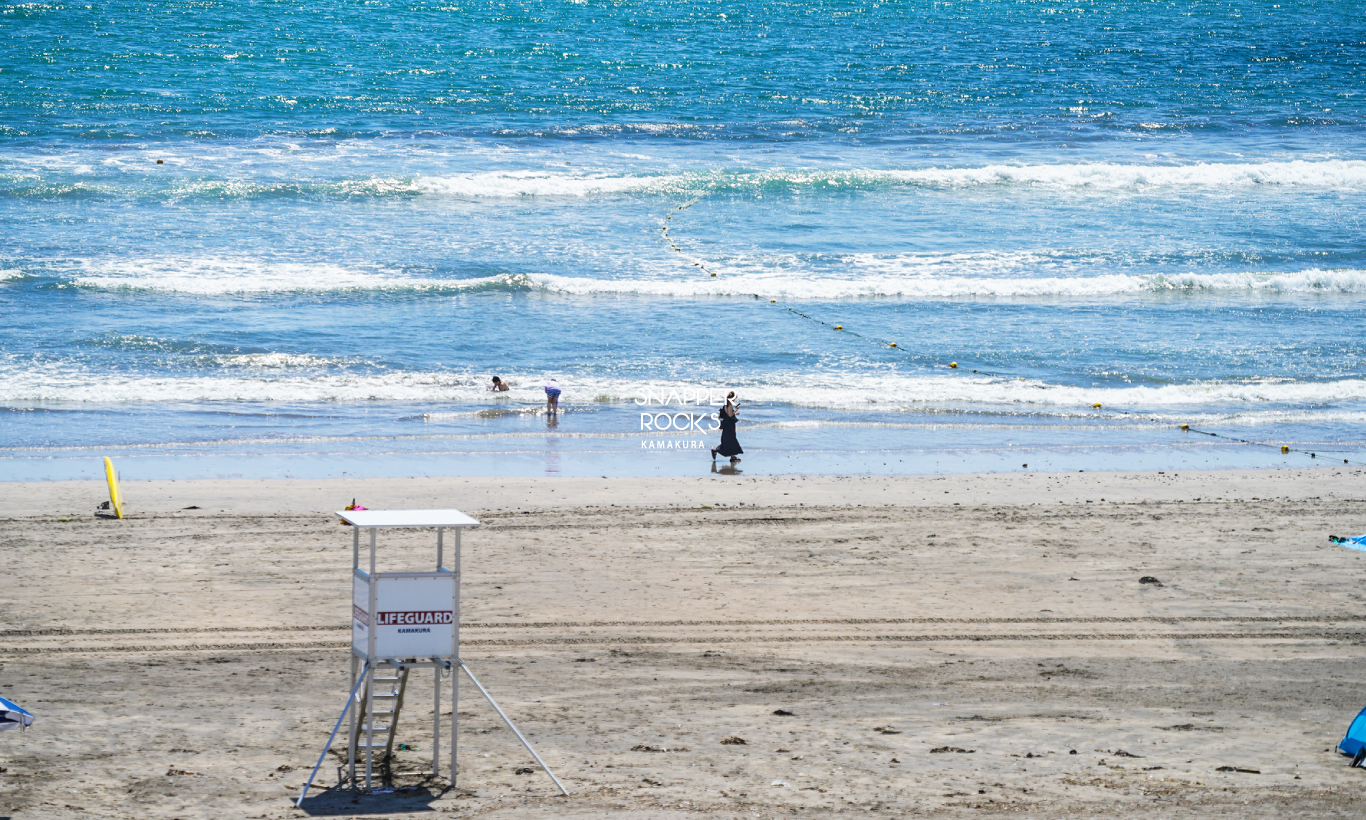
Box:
[544,378,561,416]
[712,391,743,463]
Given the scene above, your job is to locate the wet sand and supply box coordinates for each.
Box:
[3,467,1366,818]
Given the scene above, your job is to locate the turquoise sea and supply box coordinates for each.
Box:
[2,0,1364,479]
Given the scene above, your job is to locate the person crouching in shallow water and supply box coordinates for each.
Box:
[712,391,743,463]
[544,378,561,415]
[489,376,509,392]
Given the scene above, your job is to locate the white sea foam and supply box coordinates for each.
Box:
[9,157,1366,202]
[530,268,1366,299]
[65,257,534,295]
[843,250,1077,277]
[400,160,1366,199]
[0,368,478,404]
[47,253,1366,299]
[70,258,394,293]
[877,159,1366,190]
[6,361,1365,414]
[617,375,1366,413]
[210,352,354,369]
[421,406,546,419]
[409,170,683,198]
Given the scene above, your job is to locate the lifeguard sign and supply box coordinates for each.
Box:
[295,509,567,804]
[348,510,470,662]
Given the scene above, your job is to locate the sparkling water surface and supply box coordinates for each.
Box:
[2,0,1364,480]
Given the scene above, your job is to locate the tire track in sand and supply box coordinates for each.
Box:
[4,612,1363,639]
[5,615,1366,655]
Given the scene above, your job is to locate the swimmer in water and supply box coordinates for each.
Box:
[489,376,510,392]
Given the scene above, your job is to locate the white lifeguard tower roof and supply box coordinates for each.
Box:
[337,509,480,529]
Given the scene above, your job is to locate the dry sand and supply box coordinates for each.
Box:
[3,467,1366,818]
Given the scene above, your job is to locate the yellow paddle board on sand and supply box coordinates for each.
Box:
[103,457,124,519]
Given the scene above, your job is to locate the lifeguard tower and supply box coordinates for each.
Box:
[296,509,567,804]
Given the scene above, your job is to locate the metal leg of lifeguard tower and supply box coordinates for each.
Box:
[296,661,369,807]
[459,659,569,796]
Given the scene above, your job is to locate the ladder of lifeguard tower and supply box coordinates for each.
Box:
[353,663,411,770]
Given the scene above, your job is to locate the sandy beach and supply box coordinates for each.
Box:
[3,466,1366,818]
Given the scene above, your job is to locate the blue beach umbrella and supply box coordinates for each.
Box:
[0,696,34,731]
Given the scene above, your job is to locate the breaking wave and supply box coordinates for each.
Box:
[4,362,1366,412]
[398,159,1366,198]
[531,268,1366,299]
[57,258,537,295]
[7,159,1366,203]
[36,255,1366,299]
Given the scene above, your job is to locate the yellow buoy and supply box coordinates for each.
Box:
[1281,445,1289,454]
[1180,423,1189,430]
[834,325,842,330]
[888,342,897,348]
[949,362,958,368]
[103,457,124,519]
[710,272,717,277]
[770,299,776,303]
[1092,402,1102,409]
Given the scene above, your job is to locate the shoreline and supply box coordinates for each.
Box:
[4,440,1354,483]
[5,465,1364,519]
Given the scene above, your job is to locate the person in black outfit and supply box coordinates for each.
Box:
[711,391,743,463]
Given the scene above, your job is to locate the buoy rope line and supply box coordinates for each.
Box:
[660,196,1016,378]
[660,197,1366,469]
[759,294,1021,381]
[1100,406,1364,467]
[660,195,717,276]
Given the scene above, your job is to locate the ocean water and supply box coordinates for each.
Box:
[2,0,1365,481]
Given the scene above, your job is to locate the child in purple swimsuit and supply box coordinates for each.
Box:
[544,379,561,415]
